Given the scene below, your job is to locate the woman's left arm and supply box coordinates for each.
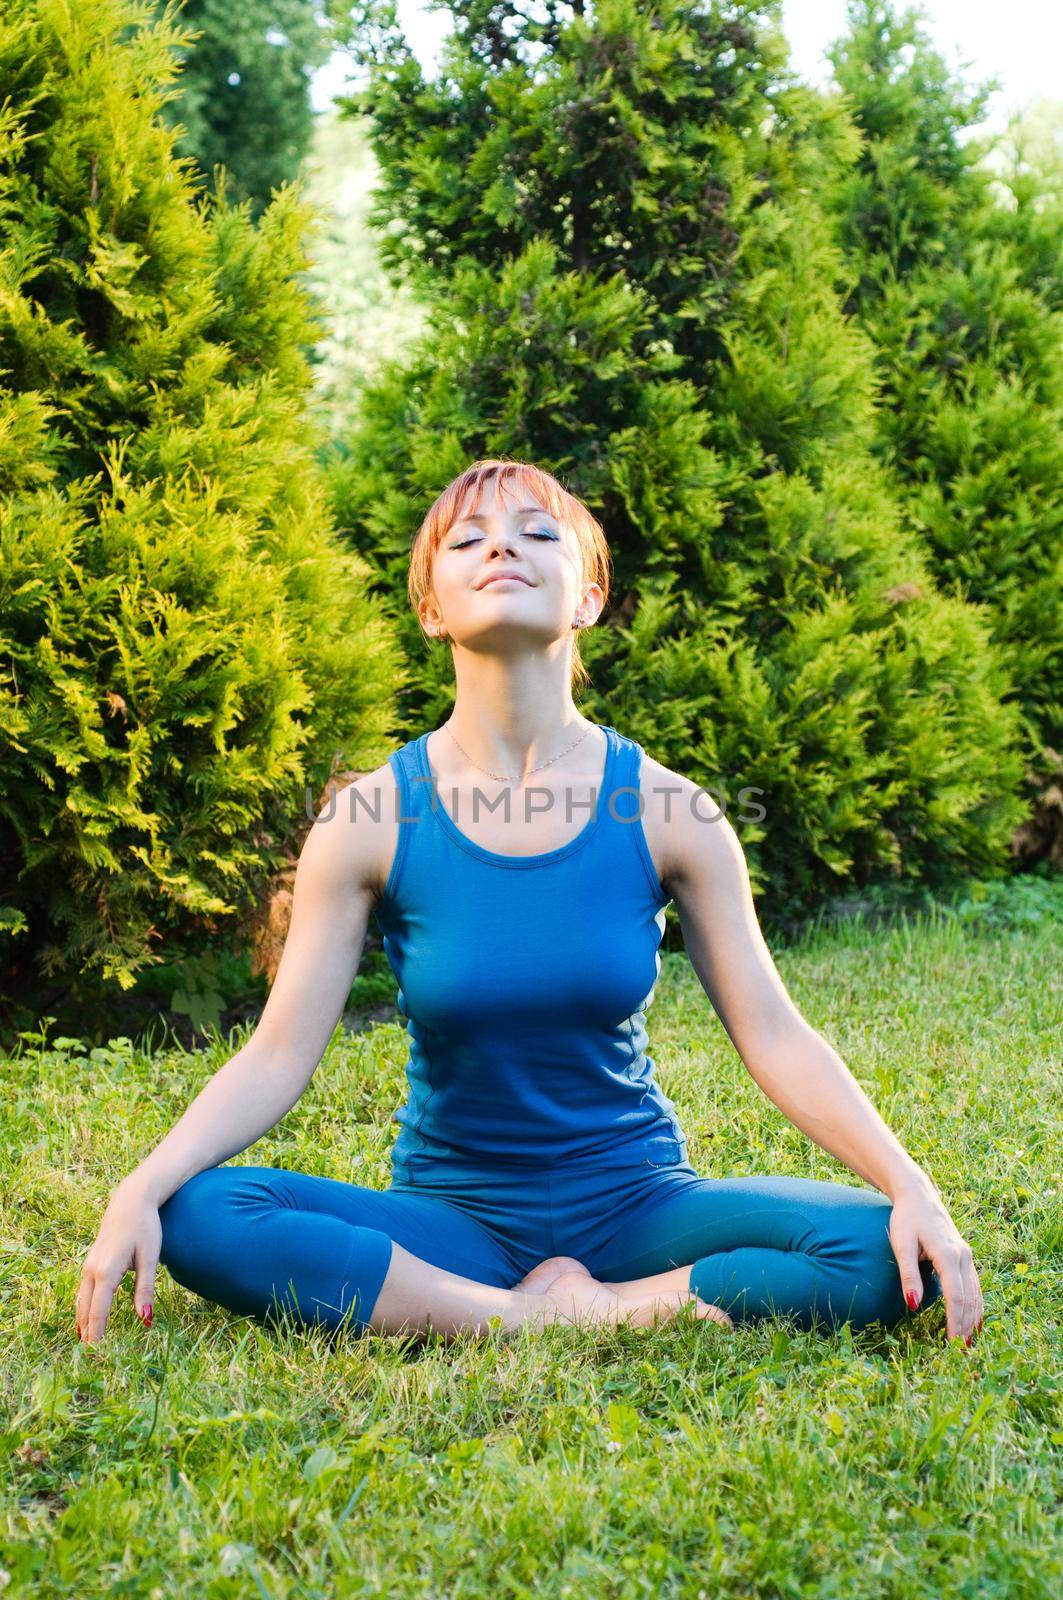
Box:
[659,778,983,1344]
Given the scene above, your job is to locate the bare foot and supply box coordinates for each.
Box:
[514,1256,593,1295]
[545,1268,734,1331]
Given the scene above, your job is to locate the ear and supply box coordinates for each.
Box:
[580,585,605,625]
[419,597,444,637]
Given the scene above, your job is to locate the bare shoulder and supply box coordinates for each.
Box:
[302,757,398,908]
[638,748,739,899]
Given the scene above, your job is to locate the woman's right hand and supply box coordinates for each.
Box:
[76,1179,162,1346]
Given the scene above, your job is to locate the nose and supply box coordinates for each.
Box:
[485,526,522,558]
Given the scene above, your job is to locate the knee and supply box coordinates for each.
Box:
[158,1165,265,1280]
[158,1168,215,1277]
[838,1198,943,1332]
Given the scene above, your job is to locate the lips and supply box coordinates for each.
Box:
[478,573,532,587]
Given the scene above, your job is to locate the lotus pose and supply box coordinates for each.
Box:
[77,460,984,1349]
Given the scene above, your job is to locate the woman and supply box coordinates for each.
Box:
[76,460,984,1348]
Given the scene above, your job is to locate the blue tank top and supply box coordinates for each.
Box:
[373,723,689,1174]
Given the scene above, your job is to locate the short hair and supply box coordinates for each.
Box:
[407,458,612,696]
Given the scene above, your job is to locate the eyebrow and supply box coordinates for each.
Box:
[452,507,557,528]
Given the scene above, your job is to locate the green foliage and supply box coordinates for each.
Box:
[326,0,1027,918]
[826,1,1063,837]
[769,863,1063,948]
[157,0,333,217]
[132,944,263,1037]
[932,864,1063,934]
[0,0,406,1021]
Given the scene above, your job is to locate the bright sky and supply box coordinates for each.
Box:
[312,1,1062,133]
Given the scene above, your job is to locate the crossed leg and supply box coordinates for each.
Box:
[158,1164,935,1342]
[576,1171,944,1334]
[156,1164,722,1340]
[158,1163,523,1338]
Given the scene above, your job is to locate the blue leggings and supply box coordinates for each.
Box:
[158,1154,943,1338]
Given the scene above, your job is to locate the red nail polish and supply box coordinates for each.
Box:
[906,1290,920,1310]
[964,1333,972,1347]
[141,1304,153,1327]
[977,1316,983,1332]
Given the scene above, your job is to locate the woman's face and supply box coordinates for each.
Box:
[422,478,601,650]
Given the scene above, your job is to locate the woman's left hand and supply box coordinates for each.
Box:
[889,1181,984,1345]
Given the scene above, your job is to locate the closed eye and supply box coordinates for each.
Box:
[451,530,557,549]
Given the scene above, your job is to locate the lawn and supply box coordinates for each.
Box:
[3,886,1060,1597]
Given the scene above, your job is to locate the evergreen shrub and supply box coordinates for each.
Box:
[0,0,405,1032]
[326,0,1028,922]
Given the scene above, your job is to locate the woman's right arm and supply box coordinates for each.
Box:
[75,771,389,1345]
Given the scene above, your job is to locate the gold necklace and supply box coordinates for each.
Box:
[442,720,594,785]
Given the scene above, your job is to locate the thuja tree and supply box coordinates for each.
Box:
[0,0,405,1028]
[156,0,333,217]
[826,0,1063,864]
[324,0,1027,925]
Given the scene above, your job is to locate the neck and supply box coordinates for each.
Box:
[443,645,590,775]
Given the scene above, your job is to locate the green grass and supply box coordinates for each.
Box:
[3,894,1060,1596]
